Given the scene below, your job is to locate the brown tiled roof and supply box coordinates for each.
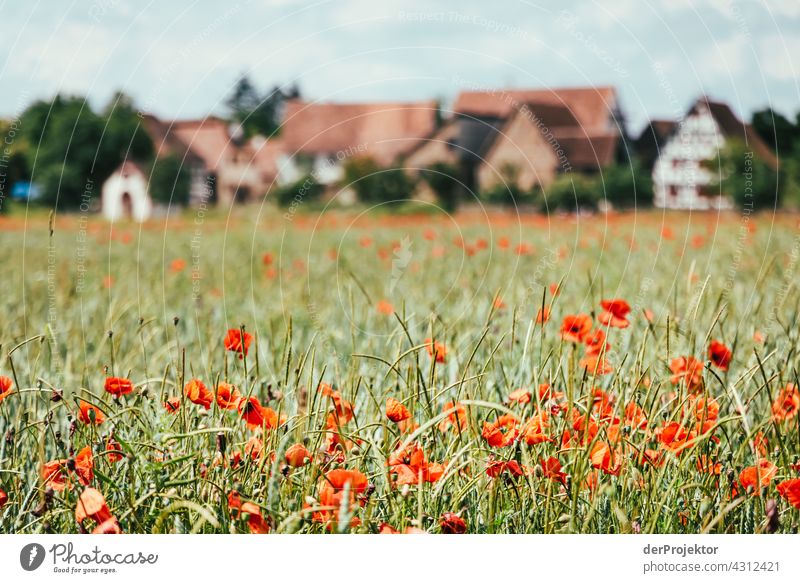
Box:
[170,117,237,172]
[453,86,618,133]
[281,100,438,165]
[247,137,284,180]
[554,131,619,169]
[141,114,204,166]
[696,98,778,168]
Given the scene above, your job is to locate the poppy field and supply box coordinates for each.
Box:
[1,208,800,534]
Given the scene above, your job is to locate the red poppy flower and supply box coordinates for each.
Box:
[215,382,242,410]
[42,459,69,491]
[584,328,610,356]
[772,383,800,422]
[386,397,411,423]
[314,469,369,525]
[106,438,123,463]
[482,414,519,448]
[580,354,613,376]
[536,306,551,324]
[104,377,133,398]
[708,340,732,370]
[522,412,551,445]
[738,460,777,495]
[285,443,312,467]
[669,356,704,391]
[590,441,622,475]
[0,376,14,405]
[508,388,532,406]
[77,400,105,425]
[540,456,567,484]
[696,455,721,475]
[163,396,180,414]
[184,379,213,409]
[560,314,592,343]
[0,488,7,509]
[598,299,630,328]
[439,512,466,534]
[74,446,94,485]
[75,488,112,524]
[424,338,447,363]
[657,422,695,456]
[777,478,800,509]
[238,396,278,431]
[376,300,394,315]
[224,329,253,359]
[438,402,467,433]
[486,460,525,478]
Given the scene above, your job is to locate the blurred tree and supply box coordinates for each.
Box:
[713,138,779,210]
[420,161,464,212]
[342,157,416,204]
[225,75,300,138]
[149,153,191,206]
[751,108,800,159]
[596,161,653,209]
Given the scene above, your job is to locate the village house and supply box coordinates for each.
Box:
[142,114,279,206]
[650,97,777,210]
[275,99,439,197]
[404,85,627,196]
[101,161,151,222]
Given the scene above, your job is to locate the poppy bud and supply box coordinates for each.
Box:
[51,389,63,402]
[765,500,779,533]
[216,432,227,456]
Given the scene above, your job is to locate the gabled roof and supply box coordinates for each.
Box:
[636,119,678,143]
[693,97,777,168]
[453,86,619,133]
[280,100,438,165]
[141,114,205,167]
[170,117,240,172]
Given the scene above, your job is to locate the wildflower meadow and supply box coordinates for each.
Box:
[1,208,799,534]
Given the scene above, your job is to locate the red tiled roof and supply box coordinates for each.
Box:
[170,117,237,172]
[696,98,778,168]
[453,86,618,133]
[281,100,438,165]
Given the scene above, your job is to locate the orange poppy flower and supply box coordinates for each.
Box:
[777,478,800,509]
[184,379,213,409]
[738,460,777,495]
[560,314,592,343]
[75,487,113,526]
[486,459,525,478]
[77,400,105,425]
[439,512,466,534]
[482,414,519,448]
[708,340,732,370]
[689,396,719,422]
[285,443,312,467]
[42,460,69,491]
[315,469,369,525]
[104,377,133,398]
[105,438,123,463]
[696,455,721,475]
[386,397,411,423]
[215,382,242,410]
[590,440,622,475]
[508,388,532,406]
[74,446,94,486]
[624,402,648,429]
[669,357,704,391]
[657,422,695,456]
[536,306,551,324]
[169,258,186,273]
[244,436,263,461]
[424,338,447,363]
[238,396,278,431]
[584,329,610,356]
[771,383,800,422]
[376,300,394,315]
[239,502,270,534]
[439,402,467,433]
[598,299,631,328]
[522,412,551,445]
[0,376,14,405]
[0,488,7,509]
[388,443,445,485]
[540,456,567,484]
[224,328,253,359]
[580,354,613,376]
[163,396,181,414]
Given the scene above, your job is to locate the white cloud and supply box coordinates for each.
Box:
[758,34,800,81]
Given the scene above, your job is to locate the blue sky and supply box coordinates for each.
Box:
[1,0,798,134]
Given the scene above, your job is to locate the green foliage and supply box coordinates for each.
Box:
[541,173,599,211]
[18,93,153,209]
[149,153,191,206]
[342,157,416,204]
[713,139,779,210]
[596,162,653,209]
[273,175,324,208]
[420,162,464,212]
[751,108,800,159]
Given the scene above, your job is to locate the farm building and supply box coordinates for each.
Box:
[101,161,152,222]
[651,97,777,210]
[404,85,627,195]
[275,99,439,190]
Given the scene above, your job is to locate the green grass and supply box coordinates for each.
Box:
[0,207,799,534]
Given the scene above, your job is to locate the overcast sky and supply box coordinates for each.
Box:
[1,0,798,134]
